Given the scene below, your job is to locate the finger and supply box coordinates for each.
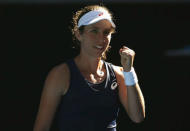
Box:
[119,48,129,54]
[122,48,135,54]
[119,47,135,57]
[121,47,133,52]
[119,48,127,54]
[119,48,123,55]
[121,51,135,59]
[119,51,128,57]
[121,50,132,55]
[122,46,129,49]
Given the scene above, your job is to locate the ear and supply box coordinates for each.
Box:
[75,30,82,42]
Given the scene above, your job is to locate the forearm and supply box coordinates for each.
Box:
[126,83,145,123]
[122,66,145,122]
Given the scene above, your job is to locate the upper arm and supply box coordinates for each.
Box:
[112,65,129,111]
[33,64,70,131]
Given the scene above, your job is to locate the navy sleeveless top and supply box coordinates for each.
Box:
[57,59,120,131]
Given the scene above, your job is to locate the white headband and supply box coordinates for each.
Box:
[77,10,115,28]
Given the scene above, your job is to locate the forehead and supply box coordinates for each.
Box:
[85,19,114,30]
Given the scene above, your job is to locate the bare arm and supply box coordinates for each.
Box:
[33,64,69,131]
[113,46,145,123]
[125,83,145,123]
[113,66,145,123]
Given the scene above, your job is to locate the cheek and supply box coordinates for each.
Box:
[91,34,100,40]
[84,33,95,40]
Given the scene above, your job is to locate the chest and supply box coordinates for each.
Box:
[80,68,107,84]
[64,81,118,108]
[60,60,119,114]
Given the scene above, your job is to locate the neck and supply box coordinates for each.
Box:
[75,54,103,74]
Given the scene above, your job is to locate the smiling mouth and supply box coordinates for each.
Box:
[95,45,104,50]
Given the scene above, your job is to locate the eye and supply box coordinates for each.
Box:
[91,29,98,34]
[103,30,112,36]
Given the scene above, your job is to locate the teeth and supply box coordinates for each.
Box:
[95,45,103,49]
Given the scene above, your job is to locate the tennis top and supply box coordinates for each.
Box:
[57,59,120,131]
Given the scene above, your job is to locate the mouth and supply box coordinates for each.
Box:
[94,45,104,50]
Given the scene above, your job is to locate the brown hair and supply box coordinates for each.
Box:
[70,5,115,60]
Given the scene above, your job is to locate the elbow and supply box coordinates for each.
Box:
[130,111,146,123]
[134,106,146,123]
[132,116,145,123]
[131,116,145,123]
[33,123,49,131]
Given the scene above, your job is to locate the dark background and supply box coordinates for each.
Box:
[1,2,190,131]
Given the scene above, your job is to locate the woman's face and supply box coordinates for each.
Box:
[77,19,115,58]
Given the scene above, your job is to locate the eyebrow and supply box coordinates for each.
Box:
[89,25,115,32]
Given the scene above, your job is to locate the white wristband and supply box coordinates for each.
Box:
[123,67,138,86]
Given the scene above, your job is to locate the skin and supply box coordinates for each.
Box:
[33,19,145,131]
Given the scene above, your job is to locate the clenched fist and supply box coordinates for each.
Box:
[119,46,135,72]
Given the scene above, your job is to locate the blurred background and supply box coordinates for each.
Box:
[1,0,190,131]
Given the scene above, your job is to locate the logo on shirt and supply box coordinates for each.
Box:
[111,82,118,90]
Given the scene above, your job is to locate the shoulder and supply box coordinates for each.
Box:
[109,63,123,76]
[48,63,70,78]
[44,62,70,95]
